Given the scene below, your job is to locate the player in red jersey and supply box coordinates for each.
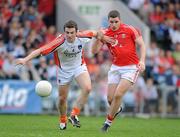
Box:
[92,10,146,132]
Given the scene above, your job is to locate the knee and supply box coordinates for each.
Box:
[107,96,113,105]
[83,85,92,93]
[59,95,67,104]
[114,92,124,100]
[108,100,112,106]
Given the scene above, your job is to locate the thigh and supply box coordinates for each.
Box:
[75,71,91,90]
[115,79,133,96]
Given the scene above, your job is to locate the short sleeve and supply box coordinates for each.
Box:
[128,26,142,40]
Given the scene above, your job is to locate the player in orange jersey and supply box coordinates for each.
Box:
[92,10,146,132]
[15,20,112,130]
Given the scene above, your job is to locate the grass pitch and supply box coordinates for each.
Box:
[0,114,180,137]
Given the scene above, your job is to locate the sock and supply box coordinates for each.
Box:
[71,107,80,116]
[59,115,67,123]
[105,114,114,126]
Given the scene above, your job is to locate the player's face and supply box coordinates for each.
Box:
[108,17,121,31]
[65,27,77,43]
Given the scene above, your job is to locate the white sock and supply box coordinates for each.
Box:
[105,119,112,126]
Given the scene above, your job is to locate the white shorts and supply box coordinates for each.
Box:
[57,64,88,85]
[108,64,139,84]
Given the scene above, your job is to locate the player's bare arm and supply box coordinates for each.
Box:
[76,30,116,55]
[15,48,41,66]
[135,36,146,72]
[76,30,102,54]
[91,39,104,54]
[15,35,64,66]
[77,30,115,44]
[91,31,116,54]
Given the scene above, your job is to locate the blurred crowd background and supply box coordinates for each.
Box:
[0,0,180,116]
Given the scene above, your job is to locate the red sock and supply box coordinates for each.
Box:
[71,107,80,116]
[105,114,114,125]
[107,114,114,121]
[59,115,67,123]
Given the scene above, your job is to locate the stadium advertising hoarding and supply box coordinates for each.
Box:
[0,81,42,114]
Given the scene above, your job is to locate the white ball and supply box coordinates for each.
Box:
[35,80,52,97]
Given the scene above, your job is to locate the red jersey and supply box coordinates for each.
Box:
[103,23,141,66]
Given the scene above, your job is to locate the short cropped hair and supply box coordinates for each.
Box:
[108,10,120,19]
[64,20,78,32]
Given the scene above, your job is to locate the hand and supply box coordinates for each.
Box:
[14,58,26,66]
[103,36,118,45]
[138,61,145,72]
[96,31,104,40]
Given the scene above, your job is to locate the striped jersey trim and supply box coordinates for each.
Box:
[40,34,65,55]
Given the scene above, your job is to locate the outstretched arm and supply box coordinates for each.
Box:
[91,31,116,54]
[77,30,115,44]
[91,39,104,54]
[15,49,41,66]
[77,30,115,54]
[15,34,65,66]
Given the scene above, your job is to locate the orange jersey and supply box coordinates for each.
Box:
[102,24,141,66]
[40,34,91,70]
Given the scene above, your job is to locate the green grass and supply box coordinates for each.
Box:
[0,115,180,137]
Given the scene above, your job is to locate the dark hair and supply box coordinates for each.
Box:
[108,10,120,19]
[64,20,78,32]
